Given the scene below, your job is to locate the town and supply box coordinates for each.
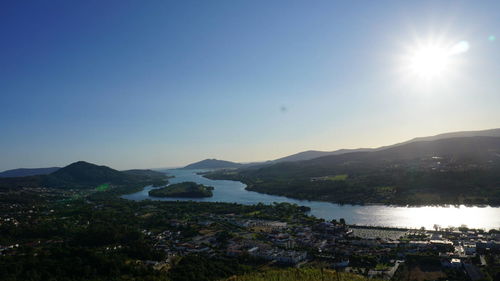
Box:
[1,186,499,281]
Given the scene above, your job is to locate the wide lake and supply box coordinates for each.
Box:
[123,169,500,230]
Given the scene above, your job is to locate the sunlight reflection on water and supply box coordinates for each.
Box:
[122,169,500,230]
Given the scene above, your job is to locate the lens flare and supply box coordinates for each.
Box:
[449,41,469,55]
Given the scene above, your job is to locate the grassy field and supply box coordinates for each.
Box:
[95,183,110,192]
[225,268,380,281]
[312,174,348,181]
[350,227,407,240]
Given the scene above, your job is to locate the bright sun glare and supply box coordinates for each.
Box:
[404,39,469,80]
[409,45,450,78]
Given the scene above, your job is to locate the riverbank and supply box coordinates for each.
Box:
[201,172,500,208]
[120,169,500,230]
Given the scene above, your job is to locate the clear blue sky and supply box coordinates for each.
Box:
[1,0,499,170]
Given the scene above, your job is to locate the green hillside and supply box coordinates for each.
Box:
[206,136,500,206]
[225,268,379,281]
[0,161,169,192]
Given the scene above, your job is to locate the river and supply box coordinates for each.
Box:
[122,169,500,230]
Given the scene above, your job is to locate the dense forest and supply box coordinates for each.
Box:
[149,182,214,198]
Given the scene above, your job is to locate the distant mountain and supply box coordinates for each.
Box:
[122,169,168,178]
[377,128,500,150]
[271,128,500,163]
[310,136,500,167]
[259,136,500,177]
[272,149,373,163]
[183,159,242,170]
[0,161,169,190]
[47,161,128,187]
[0,167,60,178]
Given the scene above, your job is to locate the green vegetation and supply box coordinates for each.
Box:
[205,137,500,206]
[0,161,169,191]
[392,255,468,281]
[0,188,316,281]
[311,174,348,181]
[169,254,257,281]
[225,268,379,281]
[95,183,110,192]
[148,182,214,198]
[325,174,348,181]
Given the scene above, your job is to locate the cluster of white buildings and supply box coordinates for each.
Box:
[248,246,307,264]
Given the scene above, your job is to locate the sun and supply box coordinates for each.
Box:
[409,45,450,79]
[401,39,469,81]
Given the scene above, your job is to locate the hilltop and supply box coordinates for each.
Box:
[183,159,242,170]
[0,161,168,190]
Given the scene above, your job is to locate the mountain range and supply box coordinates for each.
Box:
[183,128,500,168]
[205,133,500,205]
[0,167,60,178]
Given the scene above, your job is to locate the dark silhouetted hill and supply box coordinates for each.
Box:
[271,128,500,163]
[272,149,373,163]
[0,167,60,178]
[183,159,242,169]
[0,161,169,190]
[206,136,500,205]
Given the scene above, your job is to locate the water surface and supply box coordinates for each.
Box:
[122,169,500,230]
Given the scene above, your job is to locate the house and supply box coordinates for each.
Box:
[442,258,462,268]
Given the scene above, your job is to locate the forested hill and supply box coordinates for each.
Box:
[183,159,242,169]
[270,128,500,163]
[271,149,372,163]
[206,136,500,205]
[0,161,168,190]
[48,161,127,186]
[249,136,500,177]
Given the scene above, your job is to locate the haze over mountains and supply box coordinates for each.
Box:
[184,128,500,168]
[0,167,60,178]
[258,136,500,176]
[182,159,242,170]
[3,128,500,173]
[2,128,500,206]
[272,128,500,163]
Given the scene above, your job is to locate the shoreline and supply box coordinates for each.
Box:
[199,173,500,208]
[245,185,500,208]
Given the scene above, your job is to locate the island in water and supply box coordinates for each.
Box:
[148,181,214,198]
